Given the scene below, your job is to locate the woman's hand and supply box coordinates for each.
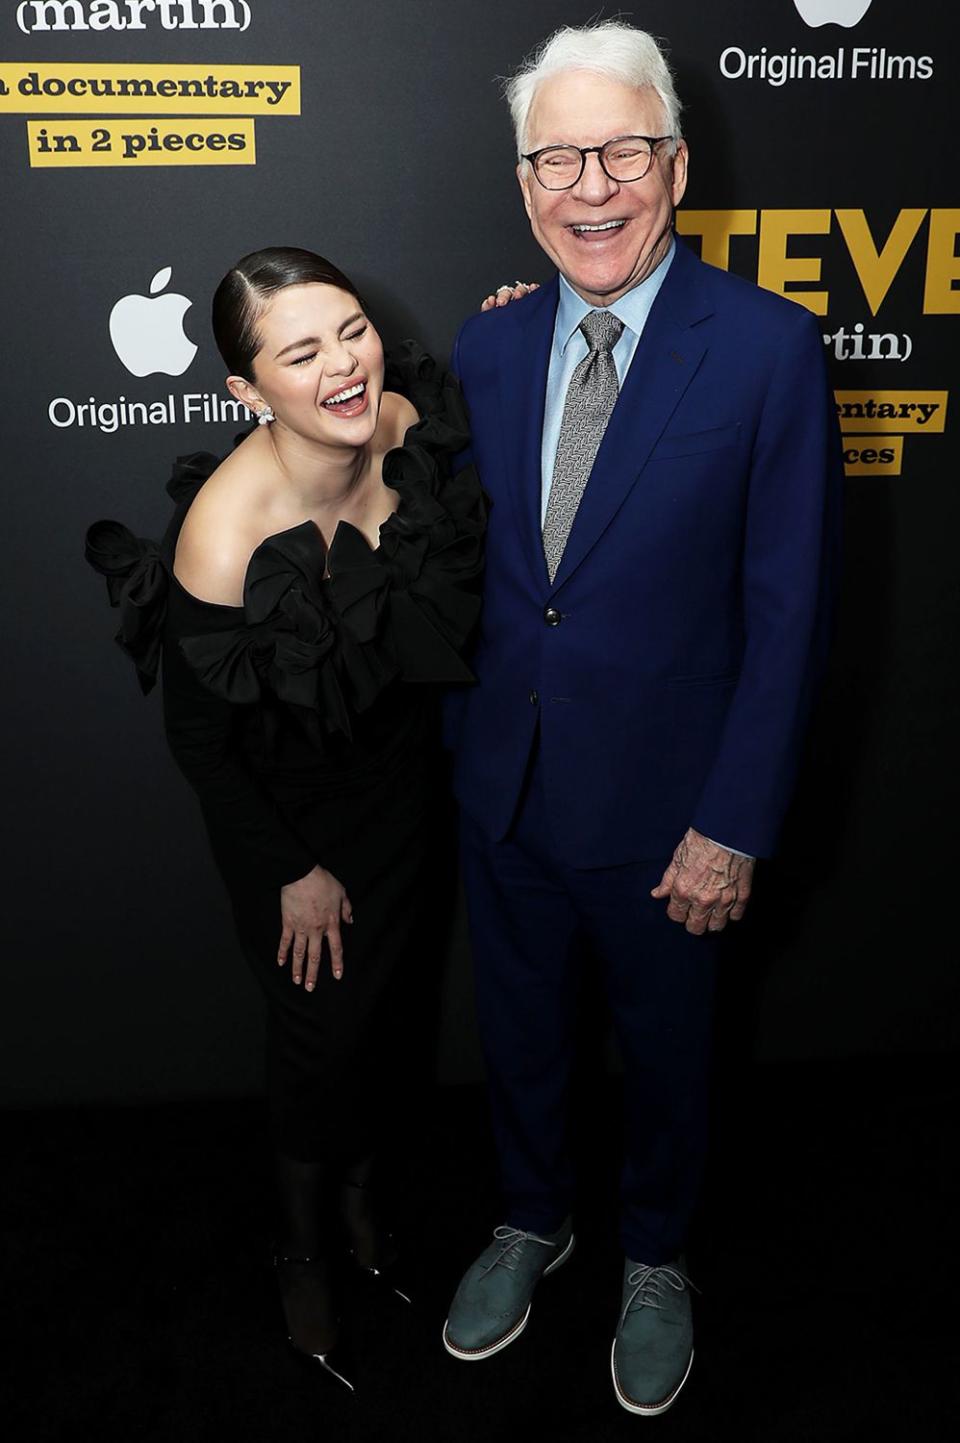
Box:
[480,281,540,312]
[278,865,353,989]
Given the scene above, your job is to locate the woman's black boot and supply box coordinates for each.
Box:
[275,1151,357,1390]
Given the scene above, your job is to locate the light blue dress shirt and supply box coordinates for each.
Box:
[538,240,753,863]
[540,238,675,522]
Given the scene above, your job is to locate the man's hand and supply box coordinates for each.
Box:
[651,828,754,935]
[480,281,540,311]
[278,865,353,989]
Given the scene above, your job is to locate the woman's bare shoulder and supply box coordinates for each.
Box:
[378,389,419,449]
[173,439,269,606]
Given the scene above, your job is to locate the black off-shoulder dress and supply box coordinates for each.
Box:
[86,346,487,1162]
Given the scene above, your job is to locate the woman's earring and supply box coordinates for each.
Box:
[257,406,275,426]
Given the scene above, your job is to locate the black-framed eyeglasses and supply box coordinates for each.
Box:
[522,135,674,190]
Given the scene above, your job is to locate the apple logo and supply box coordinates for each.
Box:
[792,0,873,25]
[109,266,198,377]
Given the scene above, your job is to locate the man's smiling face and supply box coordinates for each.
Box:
[517,70,688,306]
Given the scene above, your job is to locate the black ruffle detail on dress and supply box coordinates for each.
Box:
[84,520,167,695]
[165,449,222,504]
[325,342,487,690]
[85,342,487,738]
[179,518,358,746]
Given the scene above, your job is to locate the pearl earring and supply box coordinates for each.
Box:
[257,406,275,426]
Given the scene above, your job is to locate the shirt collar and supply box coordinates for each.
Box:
[555,236,676,355]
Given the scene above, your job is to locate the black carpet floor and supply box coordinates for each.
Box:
[3,1058,957,1443]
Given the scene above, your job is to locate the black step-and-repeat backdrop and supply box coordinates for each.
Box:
[1,1,956,1105]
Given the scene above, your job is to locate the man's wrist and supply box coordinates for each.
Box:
[699,831,755,862]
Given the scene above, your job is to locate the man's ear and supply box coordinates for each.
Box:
[226,374,265,415]
[517,161,535,222]
[670,140,689,208]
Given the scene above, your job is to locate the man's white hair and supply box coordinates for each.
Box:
[504,20,683,159]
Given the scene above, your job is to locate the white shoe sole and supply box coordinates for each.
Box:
[611,1341,694,1416]
[442,1232,576,1362]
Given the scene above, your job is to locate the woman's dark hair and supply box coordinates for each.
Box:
[211,246,362,380]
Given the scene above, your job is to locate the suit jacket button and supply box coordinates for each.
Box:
[543,606,561,626]
[529,690,539,705]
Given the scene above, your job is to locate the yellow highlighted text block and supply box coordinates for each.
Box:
[1,63,299,115]
[27,118,256,167]
[834,390,948,433]
[841,435,903,477]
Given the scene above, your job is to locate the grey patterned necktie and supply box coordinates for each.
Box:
[542,308,624,583]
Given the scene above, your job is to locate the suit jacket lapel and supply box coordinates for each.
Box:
[550,243,714,594]
[496,277,557,591]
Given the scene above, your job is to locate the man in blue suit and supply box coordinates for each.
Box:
[442,21,841,1415]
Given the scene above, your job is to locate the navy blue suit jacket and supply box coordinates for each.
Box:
[447,238,842,864]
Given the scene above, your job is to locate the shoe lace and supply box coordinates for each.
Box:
[482,1225,559,1275]
[621,1263,698,1326]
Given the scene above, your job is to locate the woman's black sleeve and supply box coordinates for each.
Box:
[161,587,318,891]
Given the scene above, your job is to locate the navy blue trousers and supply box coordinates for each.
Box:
[459,750,720,1264]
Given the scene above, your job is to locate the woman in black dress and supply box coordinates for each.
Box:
[85,248,488,1390]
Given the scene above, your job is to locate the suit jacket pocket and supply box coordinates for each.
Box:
[650,423,741,460]
[665,671,738,689]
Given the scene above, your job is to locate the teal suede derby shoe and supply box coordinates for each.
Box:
[443,1219,575,1360]
[611,1258,697,1416]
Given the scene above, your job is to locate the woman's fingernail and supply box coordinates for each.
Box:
[306,981,314,991]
